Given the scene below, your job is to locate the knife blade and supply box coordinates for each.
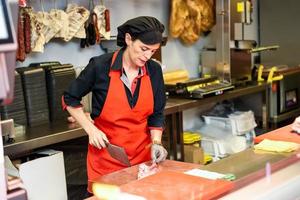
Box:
[105,141,131,167]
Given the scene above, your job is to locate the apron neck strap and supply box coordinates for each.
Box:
[110,50,120,69]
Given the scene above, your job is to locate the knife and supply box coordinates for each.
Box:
[105,141,131,167]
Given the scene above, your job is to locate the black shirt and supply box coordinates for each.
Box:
[63,48,166,129]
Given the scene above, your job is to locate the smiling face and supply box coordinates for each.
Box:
[125,33,160,67]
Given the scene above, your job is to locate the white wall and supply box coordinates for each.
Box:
[18,0,261,132]
[17,0,212,78]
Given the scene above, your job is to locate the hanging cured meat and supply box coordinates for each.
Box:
[65,4,90,41]
[30,11,63,52]
[200,0,215,33]
[169,0,215,45]
[16,12,25,61]
[169,0,189,38]
[50,9,69,40]
[93,4,111,40]
[23,10,31,54]
[92,12,101,44]
[104,9,110,32]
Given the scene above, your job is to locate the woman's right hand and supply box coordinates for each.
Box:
[68,112,93,123]
[65,106,109,149]
[87,127,109,149]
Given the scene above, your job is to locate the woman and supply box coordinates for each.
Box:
[62,16,168,193]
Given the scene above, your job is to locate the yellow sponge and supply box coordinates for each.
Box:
[254,139,300,153]
[92,183,120,200]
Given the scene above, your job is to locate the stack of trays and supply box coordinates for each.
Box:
[28,61,61,68]
[0,72,27,125]
[43,64,76,121]
[17,67,49,127]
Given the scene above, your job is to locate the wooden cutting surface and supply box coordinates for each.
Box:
[87,125,300,200]
[254,124,300,144]
[94,160,201,186]
[86,145,296,200]
[87,160,233,200]
[86,160,204,200]
[120,171,234,200]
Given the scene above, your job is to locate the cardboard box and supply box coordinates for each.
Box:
[184,145,204,165]
[19,149,67,200]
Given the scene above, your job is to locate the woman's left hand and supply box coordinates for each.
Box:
[151,144,168,163]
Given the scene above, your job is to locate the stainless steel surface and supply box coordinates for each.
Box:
[220,153,300,200]
[230,40,256,49]
[202,48,253,83]
[215,0,256,84]
[0,119,14,138]
[201,50,216,76]
[230,49,252,82]
[200,148,290,179]
[231,0,257,41]
[216,0,231,83]
[262,85,269,130]
[166,82,269,129]
[3,121,86,157]
[271,107,300,123]
[185,83,267,111]
[4,84,269,160]
[229,0,256,83]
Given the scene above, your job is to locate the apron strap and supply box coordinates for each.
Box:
[110,50,120,69]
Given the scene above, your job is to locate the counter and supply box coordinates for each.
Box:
[164,82,269,161]
[3,121,84,158]
[86,148,300,200]
[3,82,269,159]
[85,124,300,199]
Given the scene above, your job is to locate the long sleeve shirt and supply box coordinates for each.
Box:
[62,48,166,130]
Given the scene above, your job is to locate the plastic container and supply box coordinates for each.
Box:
[183,131,201,147]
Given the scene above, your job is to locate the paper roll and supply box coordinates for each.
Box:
[163,69,189,84]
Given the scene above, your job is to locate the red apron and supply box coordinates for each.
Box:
[87,51,154,191]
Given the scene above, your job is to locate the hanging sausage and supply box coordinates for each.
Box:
[93,13,101,44]
[93,1,111,40]
[23,9,31,54]
[16,11,25,62]
[104,9,110,32]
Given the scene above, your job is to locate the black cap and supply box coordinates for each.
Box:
[117,16,165,47]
